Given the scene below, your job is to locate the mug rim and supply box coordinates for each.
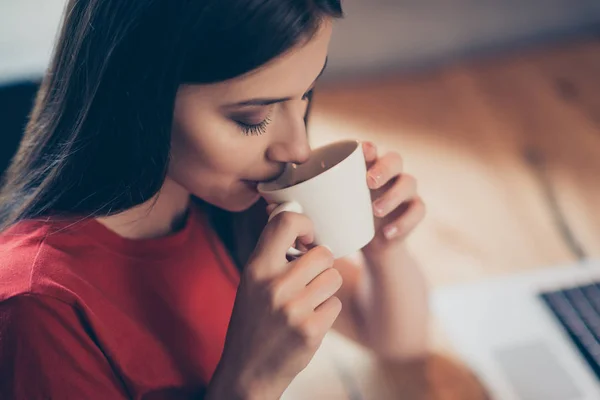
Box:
[257,139,360,194]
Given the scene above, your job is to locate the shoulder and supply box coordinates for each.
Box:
[0,293,81,353]
[0,292,73,331]
[0,219,83,303]
[0,293,130,399]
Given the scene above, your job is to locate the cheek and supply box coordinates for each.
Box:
[169,104,261,187]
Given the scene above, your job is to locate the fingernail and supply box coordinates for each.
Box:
[373,201,385,216]
[383,225,399,240]
[368,176,377,188]
[368,172,381,188]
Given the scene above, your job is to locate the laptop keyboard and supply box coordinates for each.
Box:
[541,283,600,380]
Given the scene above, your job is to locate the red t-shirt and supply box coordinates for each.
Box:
[0,206,240,399]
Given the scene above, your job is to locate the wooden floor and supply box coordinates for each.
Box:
[285,38,600,399]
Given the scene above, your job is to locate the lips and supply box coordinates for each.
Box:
[243,167,286,189]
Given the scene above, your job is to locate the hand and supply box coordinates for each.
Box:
[361,141,425,257]
[207,212,342,400]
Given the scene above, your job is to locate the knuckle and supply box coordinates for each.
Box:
[243,262,267,285]
[272,211,297,228]
[244,257,280,285]
[267,281,285,311]
[322,268,343,290]
[332,269,344,290]
[387,152,403,169]
[243,266,260,284]
[282,302,301,326]
[402,174,418,192]
[272,211,312,232]
[297,321,323,348]
[313,246,335,265]
[323,296,343,326]
[329,296,343,315]
[404,173,416,185]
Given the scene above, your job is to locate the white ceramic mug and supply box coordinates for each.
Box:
[258,140,375,259]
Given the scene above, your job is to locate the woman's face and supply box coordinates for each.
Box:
[168,21,332,212]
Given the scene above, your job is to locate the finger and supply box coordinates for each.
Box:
[372,174,418,218]
[367,152,403,190]
[275,246,335,301]
[301,296,342,342]
[266,204,314,249]
[382,197,426,240]
[283,268,342,324]
[251,212,314,274]
[362,141,378,165]
[303,267,343,309]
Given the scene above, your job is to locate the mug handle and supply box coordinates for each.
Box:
[268,201,306,258]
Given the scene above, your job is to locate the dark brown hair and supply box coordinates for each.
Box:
[0,0,342,266]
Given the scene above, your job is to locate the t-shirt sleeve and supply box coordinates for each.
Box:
[0,294,130,400]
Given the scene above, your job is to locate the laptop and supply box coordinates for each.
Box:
[433,259,600,400]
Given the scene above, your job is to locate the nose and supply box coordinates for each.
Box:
[266,103,311,165]
[267,137,311,165]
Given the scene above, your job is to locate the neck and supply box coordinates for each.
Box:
[97,177,191,239]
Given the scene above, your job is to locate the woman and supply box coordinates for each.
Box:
[0,0,428,399]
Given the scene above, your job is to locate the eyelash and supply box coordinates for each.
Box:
[237,115,272,136]
[236,89,313,136]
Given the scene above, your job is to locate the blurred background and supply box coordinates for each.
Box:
[2,1,600,398]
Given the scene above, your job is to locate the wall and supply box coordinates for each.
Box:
[1,0,600,84]
[326,0,600,78]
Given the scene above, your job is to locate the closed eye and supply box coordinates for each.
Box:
[236,116,272,136]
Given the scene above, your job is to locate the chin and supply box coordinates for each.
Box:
[188,179,263,212]
[200,188,261,212]
[220,194,261,212]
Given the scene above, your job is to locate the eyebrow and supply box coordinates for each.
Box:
[227,57,328,107]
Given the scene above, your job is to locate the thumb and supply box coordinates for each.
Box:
[249,212,314,279]
[266,203,278,215]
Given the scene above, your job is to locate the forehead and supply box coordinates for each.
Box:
[194,20,333,101]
